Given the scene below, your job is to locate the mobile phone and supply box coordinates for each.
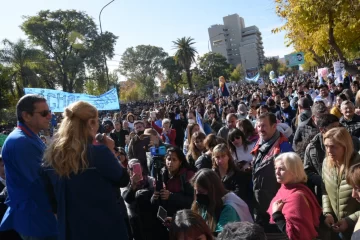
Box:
[157,206,167,223]
[132,163,143,181]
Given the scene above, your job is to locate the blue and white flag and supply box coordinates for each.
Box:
[195,110,205,134]
[246,73,260,82]
[24,88,120,112]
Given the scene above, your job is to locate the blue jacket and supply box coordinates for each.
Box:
[44,144,128,240]
[0,123,57,237]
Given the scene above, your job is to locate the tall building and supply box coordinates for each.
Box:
[208,14,265,73]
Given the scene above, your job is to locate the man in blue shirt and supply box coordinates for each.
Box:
[0,94,57,240]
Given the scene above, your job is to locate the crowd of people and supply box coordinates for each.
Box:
[1,72,360,240]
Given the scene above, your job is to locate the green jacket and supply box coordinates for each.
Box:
[322,152,360,226]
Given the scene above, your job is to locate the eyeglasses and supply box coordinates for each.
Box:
[33,110,51,117]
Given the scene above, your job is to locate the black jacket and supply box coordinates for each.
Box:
[340,115,360,138]
[216,168,253,210]
[195,153,212,170]
[110,129,129,148]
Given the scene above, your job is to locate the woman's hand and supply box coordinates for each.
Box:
[163,217,172,228]
[324,214,335,228]
[160,189,170,200]
[130,174,142,189]
[102,135,115,154]
[272,199,285,214]
[332,218,348,232]
[152,191,160,200]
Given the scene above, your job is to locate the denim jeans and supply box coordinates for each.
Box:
[20,235,57,240]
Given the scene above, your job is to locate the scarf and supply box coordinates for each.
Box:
[267,183,321,240]
[252,130,281,169]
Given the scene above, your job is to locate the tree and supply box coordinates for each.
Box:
[263,57,280,74]
[173,37,198,91]
[119,45,167,99]
[264,63,273,75]
[21,10,118,92]
[0,39,44,97]
[230,64,245,82]
[273,0,360,73]
[198,52,233,85]
[162,56,184,93]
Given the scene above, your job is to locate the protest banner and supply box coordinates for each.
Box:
[24,88,120,112]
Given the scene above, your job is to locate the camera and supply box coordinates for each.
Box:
[150,146,166,191]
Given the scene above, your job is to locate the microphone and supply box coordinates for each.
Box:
[95,133,105,143]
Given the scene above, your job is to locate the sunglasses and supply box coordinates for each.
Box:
[232,136,241,141]
[33,110,51,117]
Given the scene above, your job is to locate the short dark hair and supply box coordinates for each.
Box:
[217,222,267,240]
[16,94,46,123]
[311,101,328,117]
[281,97,290,103]
[134,120,145,126]
[318,84,328,90]
[316,114,339,129]
[266,98,276,107]
[258,112,277,125]
[298,97,311,109]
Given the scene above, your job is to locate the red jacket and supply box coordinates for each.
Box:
[152,122,176,146]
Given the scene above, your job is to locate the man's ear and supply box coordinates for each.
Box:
[21,111,32,123]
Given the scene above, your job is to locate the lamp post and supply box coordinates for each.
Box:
[99,0,115,90]
[208,33,224,88]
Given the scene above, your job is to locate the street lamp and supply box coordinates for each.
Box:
[99,0,115,90]
[208,33,224,88]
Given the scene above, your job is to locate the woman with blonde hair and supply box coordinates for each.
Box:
[183,123,200,155]
[267,152,321,240]
[187,132,206,170]
[322,127,360,240]
[43,101,129,240]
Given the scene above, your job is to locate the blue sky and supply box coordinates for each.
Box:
[1,0,292,72]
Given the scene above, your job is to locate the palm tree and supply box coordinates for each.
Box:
[172,37,198,90]
[0,39,42,97]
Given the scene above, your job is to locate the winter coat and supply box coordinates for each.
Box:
[195,153,212,170]
[305,133,360,188]
[293,118,319,152]
[340,115,360,138]
[322,153,360,228]
[217,126,230,141]
[251,132,293,223]
[128,135,151,175]
[110,129,129,148]
[215,168,253,210]
[121,176,155,218]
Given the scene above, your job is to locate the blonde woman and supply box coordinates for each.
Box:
[322,127,360,240]
[267,152,321,240]
[43,101,129,240]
